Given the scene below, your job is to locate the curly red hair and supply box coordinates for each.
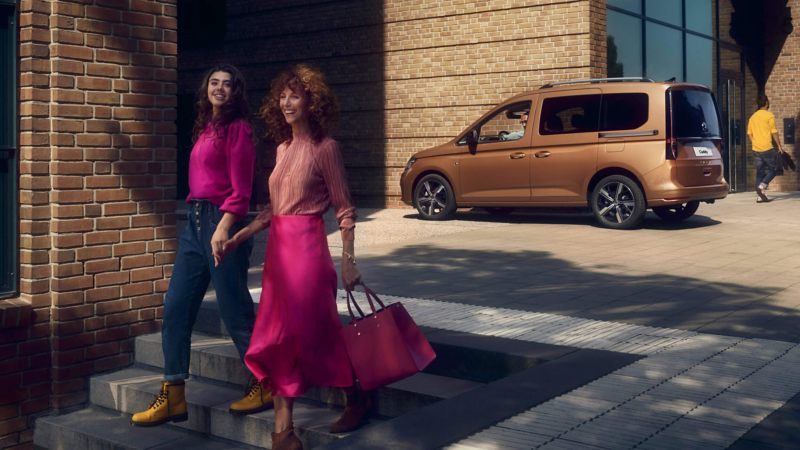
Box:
[258,64,340,144]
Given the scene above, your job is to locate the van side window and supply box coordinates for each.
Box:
[600,93,649,131]
[476,101,532,144]
[539,94,601,135]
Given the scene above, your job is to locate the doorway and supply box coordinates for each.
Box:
[719,77,746,192]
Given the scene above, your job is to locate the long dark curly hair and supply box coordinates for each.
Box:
[258,64,340,144]
[192,64,255,146]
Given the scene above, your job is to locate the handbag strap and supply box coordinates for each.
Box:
[345,290,367,322]
[363,285,386,312]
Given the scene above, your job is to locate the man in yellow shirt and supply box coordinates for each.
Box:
[747,94,785,203]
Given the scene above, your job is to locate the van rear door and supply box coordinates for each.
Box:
[669,87,725,187]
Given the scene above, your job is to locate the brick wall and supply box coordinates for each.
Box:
[178,0,607,208]
[764,0,798,191]
[2,1,178,448]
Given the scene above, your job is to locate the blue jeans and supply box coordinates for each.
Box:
[162,200,256,380]
[754,148,778,188]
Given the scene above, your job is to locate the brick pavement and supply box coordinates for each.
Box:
[345,192,800,344]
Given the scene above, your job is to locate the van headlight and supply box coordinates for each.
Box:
[405,157,417,170]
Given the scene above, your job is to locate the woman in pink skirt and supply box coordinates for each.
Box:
[219,64,369,450]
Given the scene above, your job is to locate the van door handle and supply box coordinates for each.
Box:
[509,152,526,159]
[535,151,551,158]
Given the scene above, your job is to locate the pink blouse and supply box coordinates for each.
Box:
[186,121,255,220]
[256,134,357,241]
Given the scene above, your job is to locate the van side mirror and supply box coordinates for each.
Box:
[466,128,479,152]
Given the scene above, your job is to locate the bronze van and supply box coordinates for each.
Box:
[400,78,729,229]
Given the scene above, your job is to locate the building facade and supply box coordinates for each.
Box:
[0,1,796,449]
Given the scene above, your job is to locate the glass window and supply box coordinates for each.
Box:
[672,89,721,138]
[645,0,681,26]
[686,35,714,88]
[600,93,649,131]
[607,10,643,78]
[607,0,641,14]
[686,0,713,35]
[646,22,683,82]
[477,101,531,143]
[0,3,15,296]
[539,95,601,135]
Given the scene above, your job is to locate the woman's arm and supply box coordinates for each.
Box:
[316,139,362,289]
[341,239,363,291]
[214,207,271,267]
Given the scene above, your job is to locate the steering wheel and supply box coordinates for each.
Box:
[498,131,510,138]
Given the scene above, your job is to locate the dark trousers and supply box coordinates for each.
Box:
[754,148,778,188]
[161,200,255,380]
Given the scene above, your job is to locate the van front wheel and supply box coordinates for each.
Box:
[652,201,700,221]
[591,175,646,229]
[414,174,456,220]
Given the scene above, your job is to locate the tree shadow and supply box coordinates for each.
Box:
[349,244,800,343]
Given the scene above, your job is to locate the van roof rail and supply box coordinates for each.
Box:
[539,77,656,89]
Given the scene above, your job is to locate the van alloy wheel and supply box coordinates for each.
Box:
[414,174,456,220]
[591,175,646,229]
[596,182,636,224]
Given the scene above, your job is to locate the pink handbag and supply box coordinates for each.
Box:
[341,286,436,392]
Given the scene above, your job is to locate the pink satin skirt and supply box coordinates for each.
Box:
[244,215,354,397]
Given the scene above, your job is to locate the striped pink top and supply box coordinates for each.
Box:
[255,134,357,241]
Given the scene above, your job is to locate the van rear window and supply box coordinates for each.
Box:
[600,93,649,132]
[672,89,721,138]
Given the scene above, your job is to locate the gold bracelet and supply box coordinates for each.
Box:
[342,251,357,264]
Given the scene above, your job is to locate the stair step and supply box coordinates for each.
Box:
[134,333,482,418]
[33,406,246,450]
[90,367,369,449]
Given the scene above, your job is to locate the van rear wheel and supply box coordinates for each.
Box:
[591,175,646,230]
[652,201,700,221]
[414,174,456,220]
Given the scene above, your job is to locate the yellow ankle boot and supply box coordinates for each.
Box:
[131,381,188,427]
[229,380,273,415]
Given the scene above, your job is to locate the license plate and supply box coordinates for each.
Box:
[693,147,714,157]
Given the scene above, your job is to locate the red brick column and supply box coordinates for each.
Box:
[3,1,178,448]
[764,0,798,191]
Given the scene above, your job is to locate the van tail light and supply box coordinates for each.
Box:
[665,88,677,160]
[667,138,678,160]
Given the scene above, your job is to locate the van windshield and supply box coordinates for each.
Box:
[672,89,721,138]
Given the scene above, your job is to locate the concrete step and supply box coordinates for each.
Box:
[134,332,483,418]
[33,406,246,450]
[89,367,369,449]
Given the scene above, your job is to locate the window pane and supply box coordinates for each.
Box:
[600,93,649,131]
[608,0,641,14]
[686,35,714,88]
[478,101,532,143]
[645,0,681,26]
[607,10,643,78]
[672,89,721,138]
[539,95,601,136]
[686,0,713,35]
[646,22,683,82]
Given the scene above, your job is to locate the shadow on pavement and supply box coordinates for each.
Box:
[402,209,723,230]
[351,244,800,343]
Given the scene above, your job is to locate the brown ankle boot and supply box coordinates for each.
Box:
[271,424,302,450]
[329,390,371,433]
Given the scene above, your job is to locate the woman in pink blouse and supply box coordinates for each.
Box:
[131,65,272,427]
[221,65,367,450]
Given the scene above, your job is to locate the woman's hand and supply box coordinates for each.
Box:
[211,212,238,267]
[215,237,240,267]
[211,225,230,267]
[341,256,363,291]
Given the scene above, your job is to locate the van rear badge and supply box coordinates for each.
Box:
[701,122,708,133]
